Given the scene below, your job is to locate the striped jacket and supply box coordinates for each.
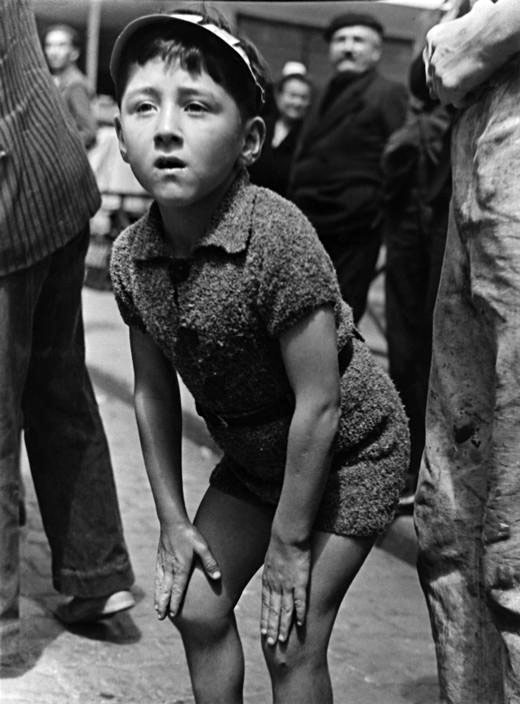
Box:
[0,0,100,275]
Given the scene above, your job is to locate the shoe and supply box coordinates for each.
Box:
[0,650,27,673]
[54,590,135,625]
[396,491,415,515]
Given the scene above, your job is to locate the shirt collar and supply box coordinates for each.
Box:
[130,169,255,262]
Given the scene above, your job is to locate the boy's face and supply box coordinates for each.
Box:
[116,56,261,210]
[44,29,79,73]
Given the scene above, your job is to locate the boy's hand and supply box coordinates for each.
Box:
[155,523,221,620]
[424,0,508,108]
[260,534,311,645]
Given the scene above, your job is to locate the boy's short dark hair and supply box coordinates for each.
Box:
[112,9,269,120]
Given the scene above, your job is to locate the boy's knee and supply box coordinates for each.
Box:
[171,599,234,643]
[262,634,325,678]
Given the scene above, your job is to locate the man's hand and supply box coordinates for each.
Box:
[154,523,221,620]
[260,533,311,645]
[424,0,514,108]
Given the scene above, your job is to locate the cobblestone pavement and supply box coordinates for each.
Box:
[0,286,439,704]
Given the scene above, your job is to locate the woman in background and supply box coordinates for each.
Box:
[249,62,312,197]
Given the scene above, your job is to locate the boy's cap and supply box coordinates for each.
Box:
[109,11,265,104]
[324,12,385,42]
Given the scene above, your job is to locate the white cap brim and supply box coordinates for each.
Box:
[109,12,264,105]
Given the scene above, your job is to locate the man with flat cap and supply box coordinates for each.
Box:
[288,12,407,323]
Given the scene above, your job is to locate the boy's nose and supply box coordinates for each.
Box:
[154,130,182,148]
[154,108,182,147]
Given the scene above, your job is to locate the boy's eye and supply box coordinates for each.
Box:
[135,101,155,114]
[185,102,207,113]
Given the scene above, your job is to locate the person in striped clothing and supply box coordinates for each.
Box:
[0,0,135,666]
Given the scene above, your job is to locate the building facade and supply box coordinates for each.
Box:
[33,1,436,96]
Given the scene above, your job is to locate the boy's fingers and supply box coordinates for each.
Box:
[294,585,307,627]
[260,583,270,635]
[266,590,281,646]
[197,543,221,580]
[154,563,173,620]
[168,568,190,618]
[278,591,294,643]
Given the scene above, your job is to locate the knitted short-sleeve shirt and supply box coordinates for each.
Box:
[110,170,354,412]
[110,170,409,536]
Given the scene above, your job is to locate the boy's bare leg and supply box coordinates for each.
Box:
[262,531,374,704]
[172,486,374,704]
[172,487,272,704]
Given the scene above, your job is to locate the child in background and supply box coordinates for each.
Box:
[109,10,409,704]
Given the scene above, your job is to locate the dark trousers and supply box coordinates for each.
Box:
[323,226,382,324]
[385,196,448,488]
[0,228,134,657]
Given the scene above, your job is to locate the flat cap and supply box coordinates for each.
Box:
[324,12,385,42]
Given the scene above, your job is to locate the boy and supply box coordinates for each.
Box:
[109,10,408,703]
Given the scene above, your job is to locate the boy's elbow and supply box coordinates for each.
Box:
[133,383,161,415]
[297,391,341,434]
[133,386,149,421]
[133,378,180,416]
[323,397,341,434]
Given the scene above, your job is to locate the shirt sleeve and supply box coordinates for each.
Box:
[255,199,341,338]
[109,238,147,332]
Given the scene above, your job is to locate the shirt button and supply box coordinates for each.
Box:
[0,148,7,159]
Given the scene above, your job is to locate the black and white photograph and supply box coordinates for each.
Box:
[2,0,518,702]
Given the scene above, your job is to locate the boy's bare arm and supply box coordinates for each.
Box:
[130,326,187,526]
[425,0,520,107]
[261,307,341,645]
[130,327,220,619]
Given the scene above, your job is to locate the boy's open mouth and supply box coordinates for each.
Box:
[155,156,186,169]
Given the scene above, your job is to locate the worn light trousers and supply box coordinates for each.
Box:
[414,58,520,704]
[0,229,134,661]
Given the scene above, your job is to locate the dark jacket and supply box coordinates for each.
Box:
[381,52,453,221]
[248,111,305,198]
[288,68,407,241]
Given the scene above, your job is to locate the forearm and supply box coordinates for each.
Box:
[488,0,520,60]
[431,0,520,79]
[134,386,189,528]
[272,400,340,544]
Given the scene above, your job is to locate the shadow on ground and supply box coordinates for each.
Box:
[401,675,440,704]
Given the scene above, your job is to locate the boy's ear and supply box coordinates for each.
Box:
[239,116,266,167]
[114,113,129,163]
[70,47,80,64]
